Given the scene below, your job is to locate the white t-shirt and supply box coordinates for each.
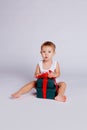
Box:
[38,60,65,82]
[38,60,57,73]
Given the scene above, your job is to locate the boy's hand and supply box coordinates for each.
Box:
[34,73,41,78]
[48,71,54,78]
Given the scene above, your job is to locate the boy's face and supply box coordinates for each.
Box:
[41,46,55,61]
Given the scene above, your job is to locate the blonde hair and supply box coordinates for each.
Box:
[41,41,56,52]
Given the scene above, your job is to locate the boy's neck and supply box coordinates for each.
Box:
[43,59,53,64]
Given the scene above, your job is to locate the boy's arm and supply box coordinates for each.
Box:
[34,64,41,77]
[54,62,60,77]
[48,62,60,78]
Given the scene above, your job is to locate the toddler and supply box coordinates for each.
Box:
[11,41,67,102]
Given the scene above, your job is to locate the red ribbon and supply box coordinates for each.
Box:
[36,72,48,98]
[36,71,58,98]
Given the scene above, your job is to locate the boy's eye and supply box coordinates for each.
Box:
[42,50,51,53]
[42,51,45,53]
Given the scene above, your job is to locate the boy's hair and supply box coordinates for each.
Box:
[41,41,56,51]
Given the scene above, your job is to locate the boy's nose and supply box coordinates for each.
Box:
[45,53,48,56]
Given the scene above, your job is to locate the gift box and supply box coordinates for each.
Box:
[36,78,56,99]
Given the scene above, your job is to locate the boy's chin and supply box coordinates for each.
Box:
[44,59,49,61]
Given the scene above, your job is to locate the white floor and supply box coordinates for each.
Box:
[0,72,87,130]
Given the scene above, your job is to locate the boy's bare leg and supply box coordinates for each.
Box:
[11,81,36,98]
[55,82,67,102]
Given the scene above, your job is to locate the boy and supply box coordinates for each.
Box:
[11,41,67,102]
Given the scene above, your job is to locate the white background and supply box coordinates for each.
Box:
[0,0,87,130]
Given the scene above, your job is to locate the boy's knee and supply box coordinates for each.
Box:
[63,82,67,89]
[60,82,67,88]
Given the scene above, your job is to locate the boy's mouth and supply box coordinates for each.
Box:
[45,56,48,59]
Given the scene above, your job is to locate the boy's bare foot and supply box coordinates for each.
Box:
[55,95,67,102]
[11,92,21,98]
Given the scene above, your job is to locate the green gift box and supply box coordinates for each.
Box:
[36,78,56,99]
